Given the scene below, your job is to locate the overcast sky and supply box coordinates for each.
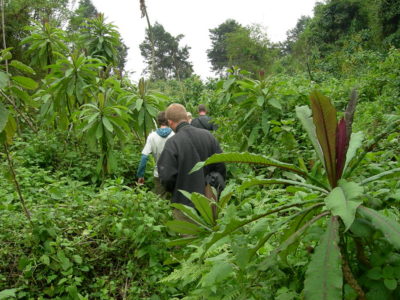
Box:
[90,0,318,81]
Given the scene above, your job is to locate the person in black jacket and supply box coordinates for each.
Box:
[191,104,217,131]
[157,103,226,207]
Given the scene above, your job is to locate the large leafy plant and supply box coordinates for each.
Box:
[215,69,285,151]
[126,77,168,139]
[35,52,104,128]
[167,90,400,299]
[20,22,68,72]
[78,87,130,179]
[79,14,122,68]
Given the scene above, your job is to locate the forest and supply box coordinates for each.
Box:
[0,0,400,299]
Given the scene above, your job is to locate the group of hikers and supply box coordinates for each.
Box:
[136,103,226,218]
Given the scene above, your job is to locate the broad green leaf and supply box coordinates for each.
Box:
[102,117,113,132]
[86,112,100,125]
[343,131,363,174]
[0,103,9,132]
[358,206,400,249]
[10,86,34,106]
[170,203,210,228]
[40,255,50,266]
[248,126,259,147]
[165,220,204,235]
[256,96,264,106]
[304,217,342,300]
[382,266,395,279]
[239,178,328,194]
[11,76,38,90]
[367,267,381,280]
[107,150,117,172]
[73,255,82,265]
[268,98,282,110]
[360,168,400,185]
[261,110,270,135]
[296,105,325,168]
[180,190,214,226]
[9,60,36,74]
[136,98,143,111]
[279,206,318,264]
[0,71,9,89]
[219,184,234,210]
[223,77,235,90]
[310,91,337,187]
[0,288,17,299]
[1,115,16,144]
[98,93,105,110]
[324,180,362,231]
[191,152,306,176]
[384,279,397,291]
[67,285,79,299]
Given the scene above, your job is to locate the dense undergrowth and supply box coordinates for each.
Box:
[1,134,177,299]
[1,0,400,298]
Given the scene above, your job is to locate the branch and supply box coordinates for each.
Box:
[4,143,33,226]
[0,90,38,132]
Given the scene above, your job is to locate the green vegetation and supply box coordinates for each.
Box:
[1,0,399,299]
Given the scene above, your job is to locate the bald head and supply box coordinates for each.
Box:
[166,103,188,123]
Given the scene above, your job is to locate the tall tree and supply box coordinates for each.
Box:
[282,16,310,55]
[225,24,277,76]
[372,0,400,47]
[207,19,243,75]
[69,0,98,31]
[140,22,193,80]
[21,22,68,73]
[300,0,369,56]
[0,0,69,63]
[79,14,122,68]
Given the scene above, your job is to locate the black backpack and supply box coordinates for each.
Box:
[205,171,225,195]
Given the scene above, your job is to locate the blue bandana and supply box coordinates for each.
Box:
[156,127,172,137]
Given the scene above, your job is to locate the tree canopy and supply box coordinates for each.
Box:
[207,19,243,75]
[139,22,193,80]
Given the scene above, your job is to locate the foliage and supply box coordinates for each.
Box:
[69,0,99,32]
[79,14,122,68]
[20,22,68,72]
[126,77,168,139]
[78,87,131,178]
[140,22,193,80]
[225,24,278,76]
[2,1,400,299]
[0,0,70,63]
[167,91,400,299]
[0,154,175,298]
[207,19,243,75]
[35,51,104,128]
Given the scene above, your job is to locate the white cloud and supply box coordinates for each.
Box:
[90,0,318,81]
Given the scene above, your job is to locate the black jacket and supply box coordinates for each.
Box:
[157,122,226,206]
[191,115,217,131]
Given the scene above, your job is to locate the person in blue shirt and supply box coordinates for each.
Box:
[136,111,174,195]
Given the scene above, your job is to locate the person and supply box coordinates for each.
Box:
[191,104,217,131]
[136,111,174,195]
[187,111,192,124]
[157,103,226,208]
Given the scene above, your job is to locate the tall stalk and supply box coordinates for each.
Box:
[140,0,155,79]
[4,143,33,226]
[1,0,8,72]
